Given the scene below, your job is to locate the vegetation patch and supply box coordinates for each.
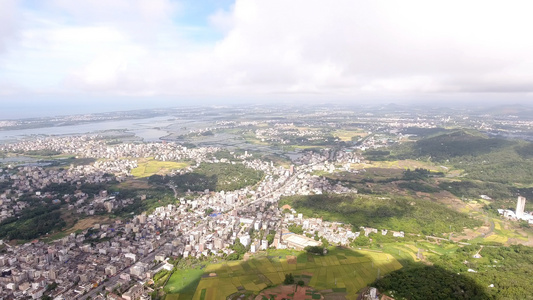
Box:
[375,244,533,300]
[374,264,487,300]
[390,131,533,185]
[0,204,66,240]
[164,268,205,295]
[150,162,264,192]
[280,194,481,235]
[397,181,439,193]
[413,130,512,161]
[194,163,264,191]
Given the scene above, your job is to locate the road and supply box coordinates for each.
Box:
[245,170,304,208]
[77,168,305,299]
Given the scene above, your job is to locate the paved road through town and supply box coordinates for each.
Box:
[77,168,305,299]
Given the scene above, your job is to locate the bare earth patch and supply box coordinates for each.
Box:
[69,216,111,233]
[287,256,297,264]
[118,178,152,189]
[256,285,322,300]
[451,225,491,242]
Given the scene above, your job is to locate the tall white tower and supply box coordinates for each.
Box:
[516,196,526,218]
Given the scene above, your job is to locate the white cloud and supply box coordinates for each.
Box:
[49,0,180,41]
[0,0,20,52]
[2,0,533,103]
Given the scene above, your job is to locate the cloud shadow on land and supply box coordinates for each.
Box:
[161,246,490,300]
[373,264,490,300]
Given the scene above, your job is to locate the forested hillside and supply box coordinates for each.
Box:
[375,245,533,299]
[280,193,481,235]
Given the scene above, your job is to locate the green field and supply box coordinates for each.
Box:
[164,248,402,300]
[164,269,205,297]
[280,193,481,235]
[130,159,189,178]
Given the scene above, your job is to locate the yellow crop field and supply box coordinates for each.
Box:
[494,220,502,231]
[484,234,508,244]
[131,159,189,178]
[351,159,448,173]
[165,248,402,300]
[332,130,368,141]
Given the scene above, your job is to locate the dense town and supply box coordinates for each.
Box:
[4,0,533,297]
[1,105,533,300]
[0,134,412,300]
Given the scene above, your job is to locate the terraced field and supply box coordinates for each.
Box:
[164,248,402,300]
[483,219,528,244]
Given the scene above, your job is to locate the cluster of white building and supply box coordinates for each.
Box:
[283,209,405,248]
[498,196,533,224]
[0,132,420,299]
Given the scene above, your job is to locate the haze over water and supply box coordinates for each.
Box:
[0,116,176,143]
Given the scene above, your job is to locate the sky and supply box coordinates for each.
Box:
[1,0,533,118]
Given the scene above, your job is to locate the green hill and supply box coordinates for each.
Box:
[414,130,512,161]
